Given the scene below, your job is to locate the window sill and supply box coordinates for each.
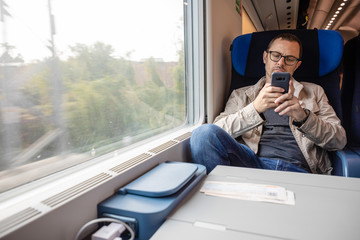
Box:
[0,125,198,239]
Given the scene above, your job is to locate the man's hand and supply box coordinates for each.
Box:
[253,83,284,113]
[273,80,307,121]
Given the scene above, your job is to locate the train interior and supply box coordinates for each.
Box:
[0,0,359,239]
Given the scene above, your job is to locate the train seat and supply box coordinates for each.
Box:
[340,34,360,176]
[229,29,360,177]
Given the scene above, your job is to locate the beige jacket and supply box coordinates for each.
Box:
[214,77,347,174]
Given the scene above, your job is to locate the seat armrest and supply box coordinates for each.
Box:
[331,149,360,177]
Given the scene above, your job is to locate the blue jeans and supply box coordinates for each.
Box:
[190,124,309,174]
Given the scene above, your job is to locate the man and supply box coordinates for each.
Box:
[190,33,347,174]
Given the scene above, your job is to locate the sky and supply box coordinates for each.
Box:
[0,0,184,63]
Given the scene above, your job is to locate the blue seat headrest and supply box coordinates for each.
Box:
[231,33,251,77]
[318,30,343,76]
[231,29,343,78]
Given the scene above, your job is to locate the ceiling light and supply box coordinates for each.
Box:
[324,1,347,30]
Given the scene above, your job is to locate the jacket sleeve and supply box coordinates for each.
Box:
[297,86,347,151]
[213,89,265,138]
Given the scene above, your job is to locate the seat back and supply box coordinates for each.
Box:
[230,29,343,120]
[341,34,360,147]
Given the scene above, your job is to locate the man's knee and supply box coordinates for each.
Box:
[191,124,210,137]
[190,124,227,155]
[189,124,223,169]
[191,124,223,142]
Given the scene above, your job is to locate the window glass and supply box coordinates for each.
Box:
[0,0,186,191]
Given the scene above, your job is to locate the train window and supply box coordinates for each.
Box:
[0,0,191,192]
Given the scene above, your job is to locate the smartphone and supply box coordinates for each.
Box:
[271,72,290,93]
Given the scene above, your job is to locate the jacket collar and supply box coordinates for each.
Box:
[292,78,304,97]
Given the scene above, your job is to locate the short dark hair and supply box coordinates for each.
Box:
[266,33,303,59]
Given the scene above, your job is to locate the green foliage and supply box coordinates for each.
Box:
[64,42,117,82]
[19,42,186,154]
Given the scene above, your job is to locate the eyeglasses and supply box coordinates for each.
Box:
[267,51,300,66]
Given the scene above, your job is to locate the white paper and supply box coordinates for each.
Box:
[200,181,295,205]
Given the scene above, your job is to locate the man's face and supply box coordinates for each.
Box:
[263,38,302,83]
